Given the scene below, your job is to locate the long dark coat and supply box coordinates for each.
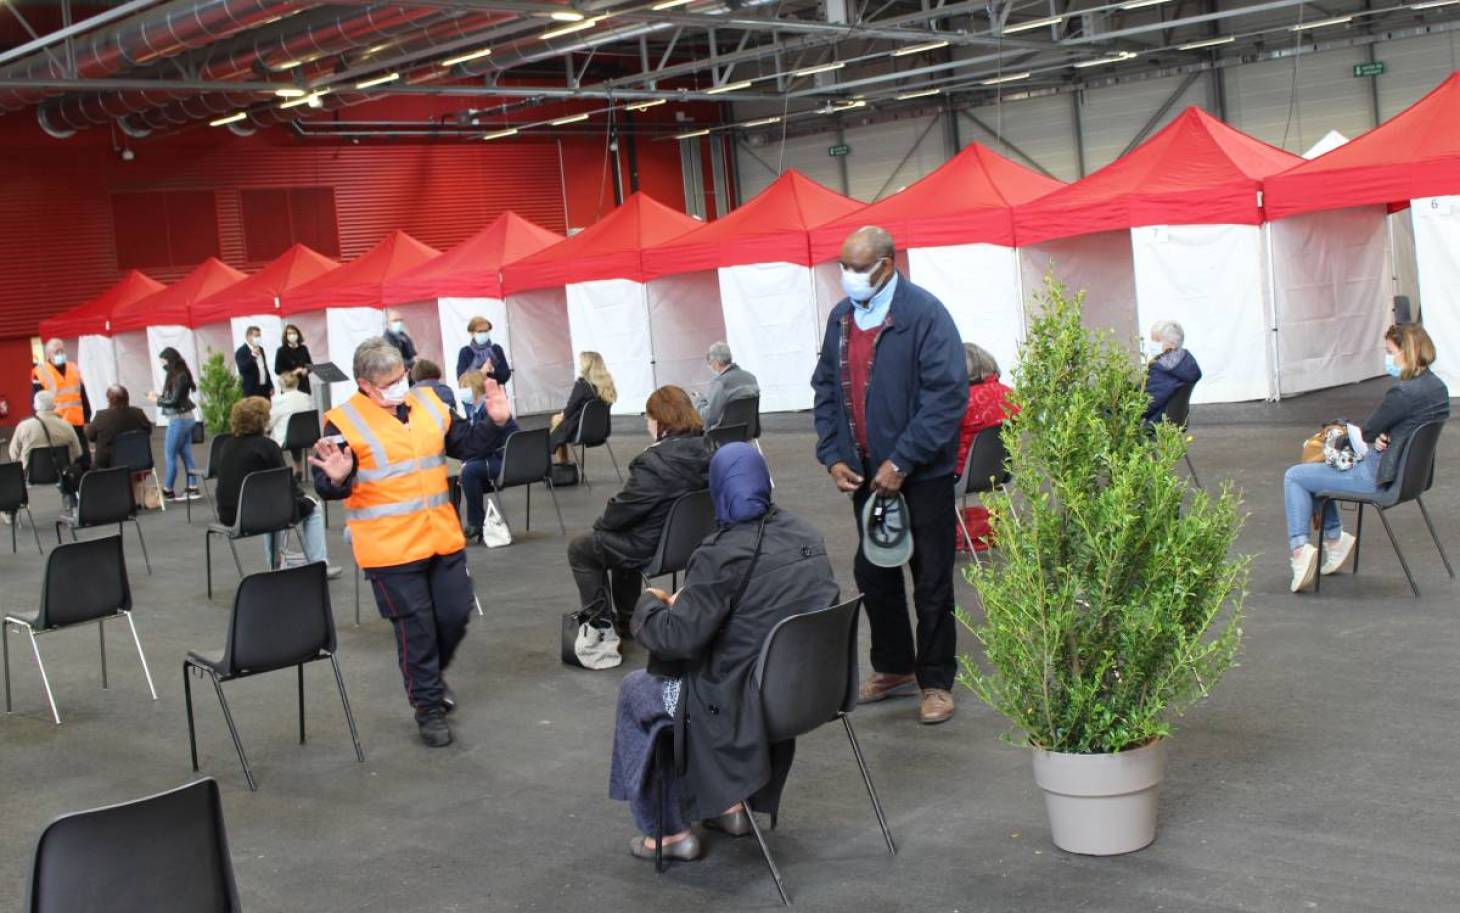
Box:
[593,433,710,568]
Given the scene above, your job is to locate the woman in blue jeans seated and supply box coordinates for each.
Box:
[457,369,518,543]
[609,443,840,861]
[1282,323,1449,592]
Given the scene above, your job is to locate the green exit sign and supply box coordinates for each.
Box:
[828,143,851,157]
[1353,62,1386,77]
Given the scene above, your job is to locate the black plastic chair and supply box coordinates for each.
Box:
[639,489,716,591]
[493,427,565,535]
[1315,420,1453,598]
[110,428,166,513]
[955,425,1011,561]
[184,562,365,792]
[55,466,151,575]
[24,445,71,486]
[0,461,42,554]
[24,778,240,913]
[205,466,300,598]
[719,394,762,442]
[706,423,750,450]
[570,398,622,489]
[3,536,157,725]
[1161,382,1201,488]
[282,410,321,473]
[187,431,234,524]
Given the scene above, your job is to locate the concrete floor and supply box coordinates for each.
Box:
[3,378,1459,912]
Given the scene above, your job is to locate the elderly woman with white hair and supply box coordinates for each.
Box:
[1142,319,1202,423]
[8,391,84,511]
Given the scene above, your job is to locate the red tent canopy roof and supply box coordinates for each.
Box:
[642,171,863,276]
[383,212,564,304]
[1264,71,1460,219]
[111,258,247,332]
[1014,107,1302,245]
[502,192,703,292]
[811,143,1064,258]
[192,244,339,324]
[39,270,165,339]
[281,230,441,314]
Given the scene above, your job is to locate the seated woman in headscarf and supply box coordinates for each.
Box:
[608,443,840,862]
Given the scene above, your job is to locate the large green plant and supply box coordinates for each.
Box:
[958,275,1248,755]
[198,350,241,435]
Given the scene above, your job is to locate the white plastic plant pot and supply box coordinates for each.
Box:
[1030,739,1165,856]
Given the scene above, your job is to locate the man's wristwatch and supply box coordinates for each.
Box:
[889,461,907,479]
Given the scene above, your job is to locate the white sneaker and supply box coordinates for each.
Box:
[326,565,344,580]
[1290,544,1319,593]
[1321,532,1356,576]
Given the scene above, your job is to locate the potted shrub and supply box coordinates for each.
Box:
[198,350,241,436]
[958,276,1248,856]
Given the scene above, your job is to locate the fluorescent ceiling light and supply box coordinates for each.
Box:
[1178,35,1235,49]
[981,71,1031,85]
[675,128,711,139]
[625,99,666,111]
[279,89,329,109]
[483,128,518,140]
[549,10,585,21]
[705,79,753,95]
[440,47,492,66]
[832,99,867,111]
[540,16,602,40]
[793,61,844,76]
[550,113,590,125]
[1119,0,1171,8]
[740,116,782,127]
[210,112,247,127]
[652,0,694,8]
[896,87,941,99]
[276,60,303,70]
[1003,15,1062,33]
[1074,51,1137,68]
[274,87,307,98]
[891,39,949,56]
[355,72,399,89]
[1410,0,1458,8]
[1291,15,1352,30]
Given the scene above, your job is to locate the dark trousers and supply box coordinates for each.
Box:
[568,532,643,628]
[367,549,474,720]
[71,423,91,470]
[853,476,958,691]
[459,455,505,530]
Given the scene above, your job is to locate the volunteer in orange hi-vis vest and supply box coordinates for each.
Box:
[311,336,514,748]
[32,338,91,468]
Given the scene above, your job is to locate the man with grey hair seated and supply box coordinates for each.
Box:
[1142,319,1202,423]
[695,341,760,429]
[310,337,514,748]
[8,391,84,512]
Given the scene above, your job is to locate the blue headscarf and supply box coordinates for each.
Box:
[710,442,772,526]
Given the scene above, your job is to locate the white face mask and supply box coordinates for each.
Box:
[1143,339,1165,360]
[377,375,409,406]
[840,260,883,304]
[473,332,490,346]
[286,333,299,344]
[248,335,260,348]
[390,320,405,334]
[51,353,66,366]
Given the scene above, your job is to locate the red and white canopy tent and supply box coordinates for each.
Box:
[810,143,1063,378]
[110,258,247,420]
[502,193,704,414]
[1012,108,1384,403]
[37,270,164,408]
[1265,71,1460,391]
[191,244,339,376]
[280,230,440,405]
[383,212,563,413]
[642,170,863,412]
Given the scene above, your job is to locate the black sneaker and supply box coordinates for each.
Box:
[161,489,176,501]
[185,487,202,501]
[442,684,457,714]
[418,709,452,747]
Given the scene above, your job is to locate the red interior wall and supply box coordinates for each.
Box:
[0,337,33,433]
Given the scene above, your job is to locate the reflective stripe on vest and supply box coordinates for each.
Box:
[346,489,452,522]
[35,363,83,424]
[337,393,449,483]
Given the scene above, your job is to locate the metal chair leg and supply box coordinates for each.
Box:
[577,444,591,491]
[1354,504,1365,574]
[205,532,214,599]
[25,507,41,554]
[329,654,366,763]
[1314,500,1326,595]
[298,664,306,745]
[1416,497,1455,578]
[744,798,790,905]
[210,673,257,791]
[1375,508,1420,598]
[24,626,61,725]
[184,663,199,771]
[98,619,107,690]
[226,536,244,578]
[2,621,10,713]
[843,715,897,854]
[354,563,362,627]
[956,506,981,566]
[1183,453,1202,489]
[606,442,623,483]
[122,611,157,700]
[54,520,63,546]
[131,517,151,574]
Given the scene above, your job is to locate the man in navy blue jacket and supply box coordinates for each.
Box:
[1142,319,1202,423]
[811,226,968,725]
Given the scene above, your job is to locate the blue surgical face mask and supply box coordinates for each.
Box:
[390,320,405,334]
[51,353,66,366]
[460,386,475,404]
[473,332,490,346]
[1384,352,1402,378]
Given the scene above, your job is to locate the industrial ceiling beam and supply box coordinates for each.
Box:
[0,0,162,68]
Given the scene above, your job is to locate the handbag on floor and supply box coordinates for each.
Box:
[549,462,579,488]
[482,498,513,548]
[561,607,623,670]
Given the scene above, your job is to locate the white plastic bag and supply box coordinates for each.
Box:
[483,498,513,548]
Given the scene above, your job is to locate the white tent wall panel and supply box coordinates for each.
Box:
[1020,231,1139,349]
[112,331,152,422]
[1131,224,1273,404]
[1270,206,1391,396]
[393,301,443,374]
[1080,75,1210,175]
[1411,195,1460,390]
[193,323,233,372]
[1391,210,1422,315]
[76,335,116,410]
[142,324,199,423]
[907,243,1025,376]
[718,261,820,412]
[645,270,726,400]
[566,279,656,416]
[812,261,843,337]
[325,307,385,407]
[504,288,572,416]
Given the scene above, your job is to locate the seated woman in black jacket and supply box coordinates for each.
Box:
[609,442,840,861]
[216,397,340,579]
[565,385,710,660]
[551,350,617,464]
[1282,323,1450,592]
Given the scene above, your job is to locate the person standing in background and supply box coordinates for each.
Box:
[384,310,418,370]
[148,346,201,502]
[235,325,274,399]
[455,316,511,387]
[32,338,91,469]
[274,323,313,395]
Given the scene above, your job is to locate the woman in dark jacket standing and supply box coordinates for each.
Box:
[566,385,710,654]
[609,442,840,861]
[147,346,199,501]
[454,316,511,387]
[1282,323,1450,592]
[274,323,313,395]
